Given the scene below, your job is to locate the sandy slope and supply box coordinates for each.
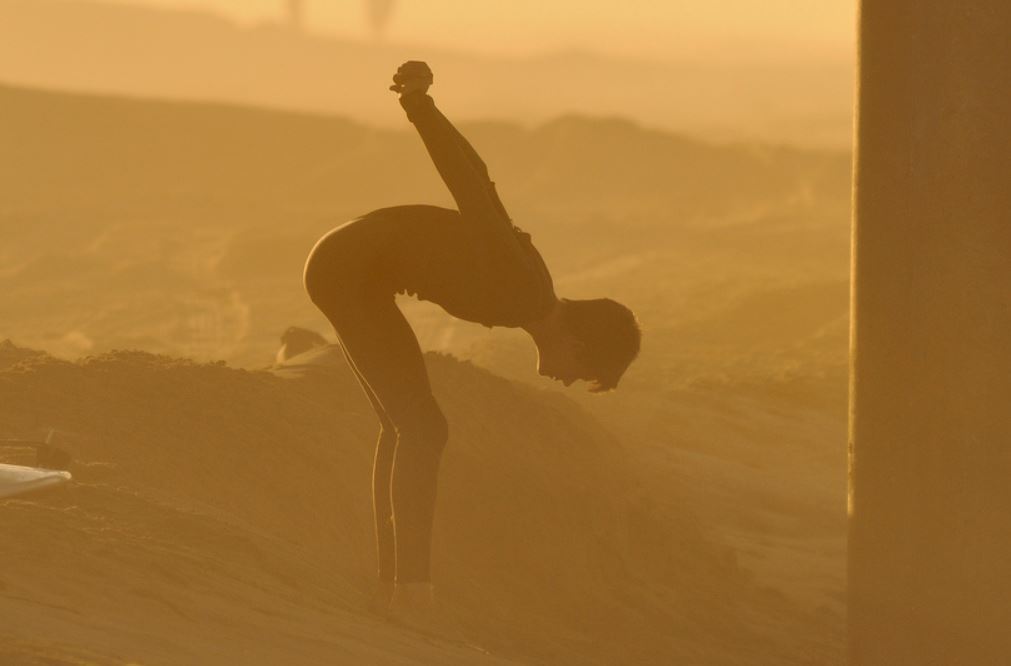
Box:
[0,347,839,664]
[2,484,514,666]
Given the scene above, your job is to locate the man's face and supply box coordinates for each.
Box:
[536,337,587,387]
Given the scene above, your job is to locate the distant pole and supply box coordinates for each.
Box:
[849,1,1011,664]
[285,0,305,33]
[366,0,396,38]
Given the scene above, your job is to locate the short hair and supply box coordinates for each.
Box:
[560,298,641,392]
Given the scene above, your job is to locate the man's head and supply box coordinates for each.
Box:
[530,298,641,392]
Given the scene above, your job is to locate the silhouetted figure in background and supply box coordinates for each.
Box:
[303,61,640,622]
[284,0,304,33]
[366,0,396,37]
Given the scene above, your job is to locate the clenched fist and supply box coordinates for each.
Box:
[389,61,434,96]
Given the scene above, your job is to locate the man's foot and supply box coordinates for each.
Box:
[386,582,486,653]
[387,581,435,617]
[368,579,396,617]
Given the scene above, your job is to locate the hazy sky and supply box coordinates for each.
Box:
[93,0,856,62]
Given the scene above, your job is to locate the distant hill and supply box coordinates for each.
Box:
[0,83,850,364]
[0,0,854,147]
[0,83,850,226]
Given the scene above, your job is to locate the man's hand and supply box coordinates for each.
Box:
[390,61,434,96]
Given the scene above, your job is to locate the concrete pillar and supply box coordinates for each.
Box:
[849,2,1011,664]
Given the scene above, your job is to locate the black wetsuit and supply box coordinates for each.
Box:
[303,91,555,583]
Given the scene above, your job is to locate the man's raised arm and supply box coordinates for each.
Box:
[391,61,514,229]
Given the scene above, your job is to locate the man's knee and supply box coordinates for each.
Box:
[395,398,448,452]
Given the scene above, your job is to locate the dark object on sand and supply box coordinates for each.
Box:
[0,430,73,471]
[276,326,328,364]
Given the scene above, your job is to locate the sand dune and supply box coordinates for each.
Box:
[0,345,840,664]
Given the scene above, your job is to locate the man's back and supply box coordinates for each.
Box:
[319,204,554,328]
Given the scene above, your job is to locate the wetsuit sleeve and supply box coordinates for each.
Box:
[399,92,514,232]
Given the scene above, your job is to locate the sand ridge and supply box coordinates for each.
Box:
[0,346,835,664]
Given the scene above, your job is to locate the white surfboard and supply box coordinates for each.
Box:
[0,463,72,499]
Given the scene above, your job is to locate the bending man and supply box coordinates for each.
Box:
[303,61,641,613]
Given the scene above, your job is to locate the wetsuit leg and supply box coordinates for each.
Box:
[305,251,448,584]
[335,341,397,583]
